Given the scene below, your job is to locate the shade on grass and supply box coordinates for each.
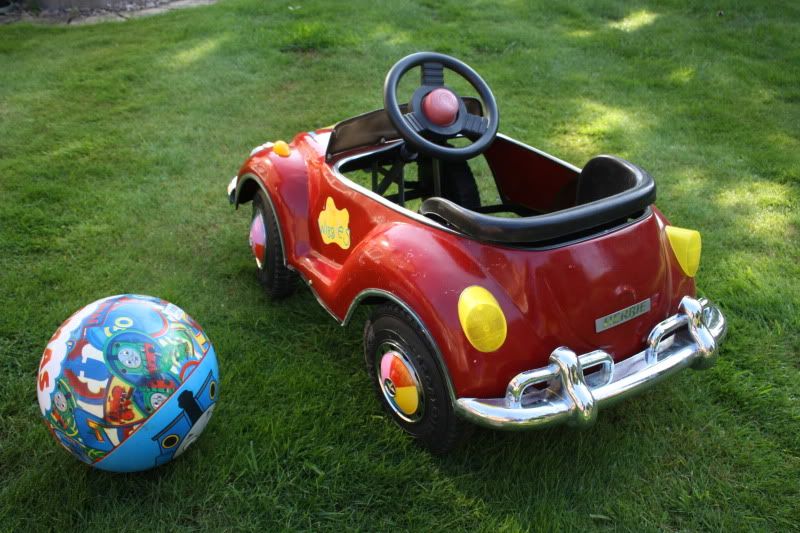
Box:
[1,0,799,530]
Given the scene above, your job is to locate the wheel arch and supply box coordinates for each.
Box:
[343,289,458,404]
[235,173,290,268]
[342,289,400,326]
[234,173,264,208]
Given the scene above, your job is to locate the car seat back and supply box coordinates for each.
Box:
[576,155,648,205]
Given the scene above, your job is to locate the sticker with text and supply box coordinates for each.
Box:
[318,197,351,250]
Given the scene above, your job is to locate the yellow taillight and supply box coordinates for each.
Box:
[666,226,702,277]
[458,286,507,352]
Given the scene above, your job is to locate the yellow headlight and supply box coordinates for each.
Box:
[458,286,507,353]
[665,226,702,277]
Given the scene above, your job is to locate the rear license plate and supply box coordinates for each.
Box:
[595,298,651,333]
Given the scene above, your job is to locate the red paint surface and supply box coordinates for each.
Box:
[421,88,460,126]
[237,132,695,399]
[381,353,415,387]
[485,137,580,213]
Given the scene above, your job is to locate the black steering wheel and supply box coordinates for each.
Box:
[383,52,499,161]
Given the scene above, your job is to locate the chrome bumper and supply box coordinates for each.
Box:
[455,296,726,430]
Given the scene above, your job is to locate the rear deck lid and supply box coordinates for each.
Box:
[530,212,672,360]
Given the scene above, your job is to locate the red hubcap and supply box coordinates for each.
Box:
[421,88,459,126]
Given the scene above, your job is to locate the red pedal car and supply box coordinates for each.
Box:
[227,53,727,453]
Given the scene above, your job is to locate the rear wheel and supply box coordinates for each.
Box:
[250,190,297,299]
[364,303,472,454]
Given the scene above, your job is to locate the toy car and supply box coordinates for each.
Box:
[227,52,727,453]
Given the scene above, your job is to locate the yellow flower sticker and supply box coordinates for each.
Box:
[318,197,351,250]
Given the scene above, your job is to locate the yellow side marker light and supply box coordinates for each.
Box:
[273,140,291,157]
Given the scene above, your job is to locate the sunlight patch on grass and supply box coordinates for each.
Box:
[767,131,800,152]
[281,21,336,52]
[720,250,785,300]
[609,10,658,32]
[667,66,695,85]
[369,23,411,45]
[552,100,644,157]
[715,181,794,243]
[577,101,639,134]
[169,38,223,68]
[566,29,594,38]
[662,171,705,205]
[716,181,793,211]
[47,139,99,160]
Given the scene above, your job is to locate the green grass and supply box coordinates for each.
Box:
[1,0,799,530]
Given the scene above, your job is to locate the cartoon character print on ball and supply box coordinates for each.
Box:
[37,295,219,472]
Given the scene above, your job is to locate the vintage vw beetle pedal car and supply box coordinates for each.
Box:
[227,52,726,453]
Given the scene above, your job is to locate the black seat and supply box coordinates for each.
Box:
[577,155,649,205]
[420,155,655,245]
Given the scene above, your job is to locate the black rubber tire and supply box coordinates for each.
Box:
[364,303,472,454]
[252,189,297,299]
[418,158,481,211]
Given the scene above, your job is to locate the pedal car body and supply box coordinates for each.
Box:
[227,53,726,451]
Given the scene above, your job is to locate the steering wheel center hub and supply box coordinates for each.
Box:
[422,88,459,126]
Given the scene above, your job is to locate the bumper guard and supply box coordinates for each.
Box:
[455,296,726,430]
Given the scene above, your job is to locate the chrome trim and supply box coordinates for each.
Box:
[455,296,727,430]
[292,267,342,323]
[342,288,396,326]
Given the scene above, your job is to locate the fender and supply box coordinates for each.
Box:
[233,138,314,264]
[331,222,530,399]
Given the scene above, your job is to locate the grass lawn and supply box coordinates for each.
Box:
[1,0,799,530]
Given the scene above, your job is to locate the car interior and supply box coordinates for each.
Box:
[326,53,657,246]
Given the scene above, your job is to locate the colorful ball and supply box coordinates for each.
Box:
[36,295,219,472]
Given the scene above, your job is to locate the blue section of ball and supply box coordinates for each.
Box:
[37,295,219,472]
[95,352,219,472]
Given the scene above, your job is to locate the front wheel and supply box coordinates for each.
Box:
[250,190,297,299]
[364,303,472,454]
